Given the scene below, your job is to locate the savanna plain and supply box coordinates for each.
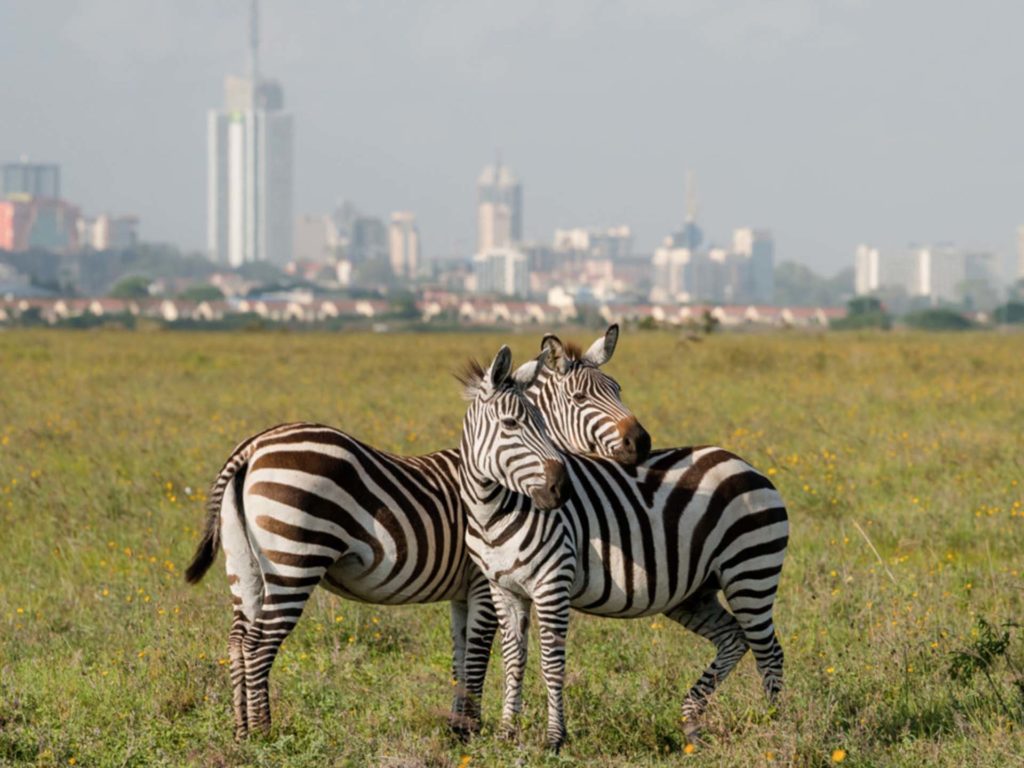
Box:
[1,329,1022,768]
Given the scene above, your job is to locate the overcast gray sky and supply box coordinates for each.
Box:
[1,1,1021,275]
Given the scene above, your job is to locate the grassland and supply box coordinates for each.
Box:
[0,328,1022,767]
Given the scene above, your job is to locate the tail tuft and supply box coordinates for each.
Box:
[184,525,218,584]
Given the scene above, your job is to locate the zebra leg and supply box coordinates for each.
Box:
[461,568,498,736]
[448,599,472,739]
[221,480,263,740]
[491,585,531,740]
[723,581,784,705]
[534,594,571,752]
[664,589,749,741]
[227,611,250,740]
[242,580,318,736]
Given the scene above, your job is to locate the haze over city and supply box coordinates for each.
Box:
[2,0,1022,276]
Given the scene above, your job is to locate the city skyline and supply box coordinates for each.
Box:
[1,2,1023,278]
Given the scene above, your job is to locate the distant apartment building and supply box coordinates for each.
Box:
[0,160,80,253]
[293,214,341,264]
[732,228,775,304]
[207,2,293,267]
[474,247,529,297]
[651,244,693,302]
[78,214,139,251]
[477,160,522,251]
[388,212,420,281]
[0,198,80,253]
[854,244,1000,308]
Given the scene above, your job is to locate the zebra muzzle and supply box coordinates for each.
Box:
[533,458,567,510]
[614,417,651,465]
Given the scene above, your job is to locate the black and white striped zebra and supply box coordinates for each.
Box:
[528,325,650,465]
[460,364,789,751]
[184,327,638,740]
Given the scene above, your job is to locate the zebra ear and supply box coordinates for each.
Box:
[487,345,513,389]
[541,333,571,374]
[582,324,619,367]
[512,349,549,390]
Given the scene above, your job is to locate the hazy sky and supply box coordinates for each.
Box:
[1,1,1022,275]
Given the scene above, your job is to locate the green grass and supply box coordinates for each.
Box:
[1,328,1023,766]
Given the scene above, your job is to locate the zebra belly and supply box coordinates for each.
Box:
[320,556,469,605]
[568,559,685,619]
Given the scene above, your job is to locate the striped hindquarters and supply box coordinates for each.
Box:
[564,446,788,618]
[241,423,469,605]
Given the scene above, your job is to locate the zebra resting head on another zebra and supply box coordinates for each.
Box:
[531,324,651,465]
[459,351,789,751]
[457,345,568,513]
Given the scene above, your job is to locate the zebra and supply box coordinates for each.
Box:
[183,326,643,740]
[459,362,789,751]
[529,324,649,464]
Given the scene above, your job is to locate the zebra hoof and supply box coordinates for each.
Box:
[448,713,480,743]
[681,719,705,745]
[497,722,519,742]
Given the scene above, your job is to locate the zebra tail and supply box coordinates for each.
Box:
[185,437,258,585]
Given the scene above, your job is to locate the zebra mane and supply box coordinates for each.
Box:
[455,358,488,401]
[562,341,584,361]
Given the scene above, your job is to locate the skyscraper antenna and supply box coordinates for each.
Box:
[685,169,697,224]
[495,148,502,176]
[249,0,260,84]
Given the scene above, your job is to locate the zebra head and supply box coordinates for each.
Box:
[532,324,651,465]
[459,346,568,512]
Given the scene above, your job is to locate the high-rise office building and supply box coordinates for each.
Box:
[388,212,420,281]
[1017,226,1024,282]
[207,0,293,267]
[477,159,522,252]
[0,160,79,253]
[1,161,60,199]
[349,215,388,264]
[854,244,880,295]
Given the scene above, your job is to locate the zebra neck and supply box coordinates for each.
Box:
[457,464,527,539]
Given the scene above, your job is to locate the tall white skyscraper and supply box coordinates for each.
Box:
[388,211,420,281]
[207,0,293,267]
[854,244,881,295]
[1017,226,1024,282]
[477,158,522,252]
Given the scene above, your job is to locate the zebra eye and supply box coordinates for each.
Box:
[501,417,519,430]
[572,392,587,404]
